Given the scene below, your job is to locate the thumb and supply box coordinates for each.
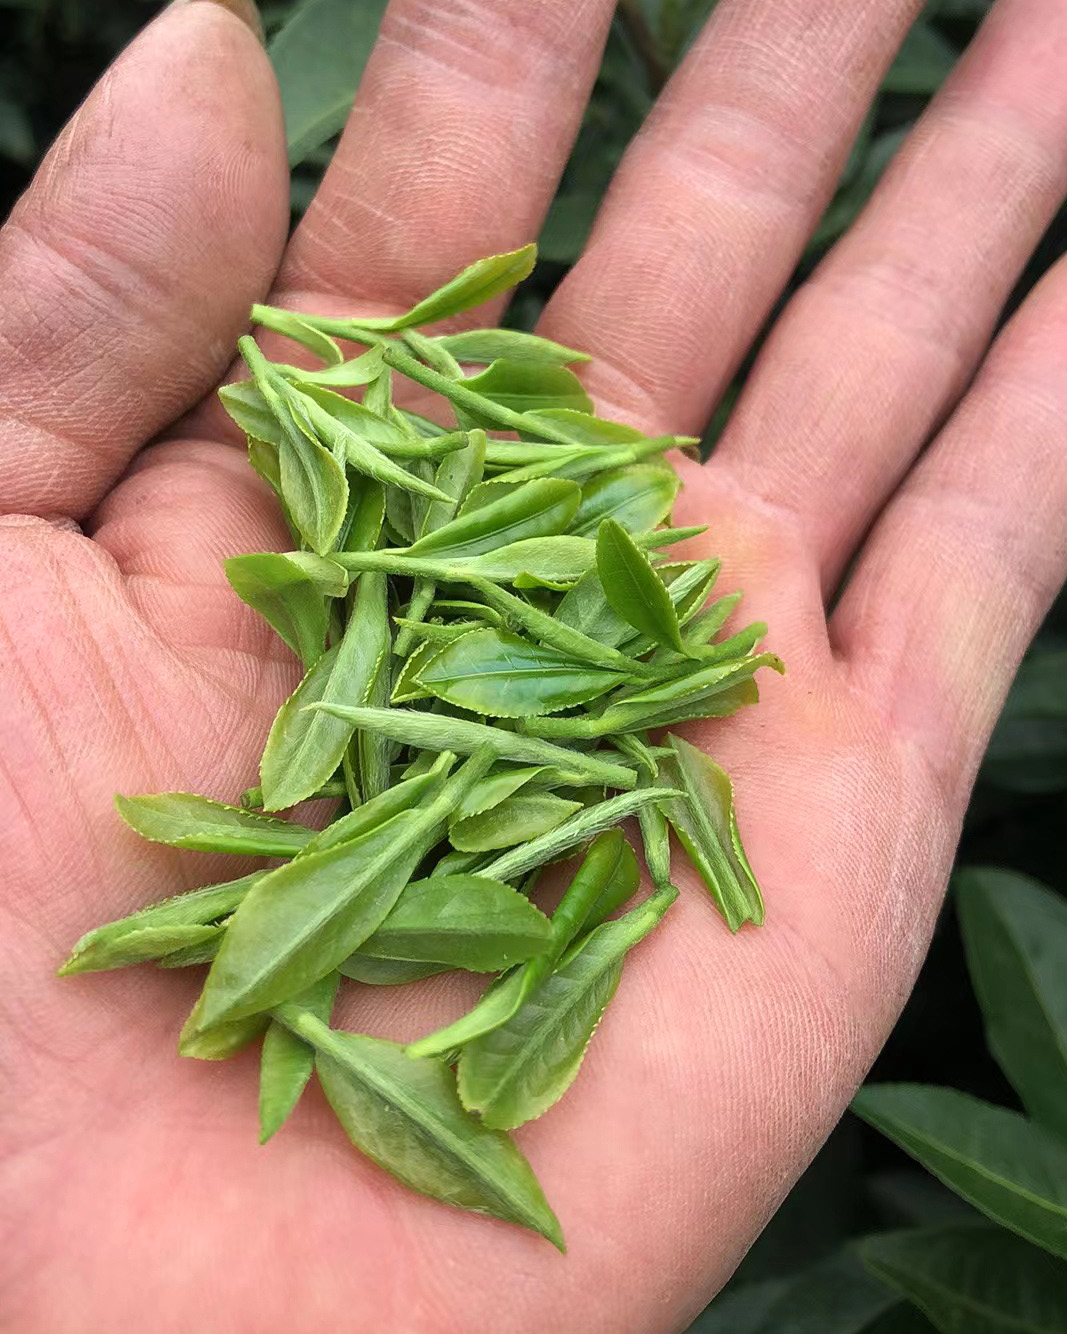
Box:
[0,0,288,519]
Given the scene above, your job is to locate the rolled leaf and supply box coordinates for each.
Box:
[259,972,339,1143]
[259,571,391,811]
[657,735,764,931]
[114,793,314,857]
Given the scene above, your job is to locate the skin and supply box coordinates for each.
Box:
[1,0,1066,1328]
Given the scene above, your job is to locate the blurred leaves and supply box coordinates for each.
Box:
[861,1226,1067,1334]
[981,648,1067,793]
[268,0,389,167]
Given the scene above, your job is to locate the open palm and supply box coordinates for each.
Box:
[2,1,1066,1329]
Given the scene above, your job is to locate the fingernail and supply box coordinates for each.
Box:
[175,0,266,46]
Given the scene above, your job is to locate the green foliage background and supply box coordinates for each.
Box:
[2,1,1066,1327]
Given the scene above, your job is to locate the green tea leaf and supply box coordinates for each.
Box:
[338,957,452,985]
[956,868,1067,1141]
[459,360,593,417]
[179,999,268,1061]
[246,306,343,365]
[281,345,385,387]
[526,653,780,738]
[467,579,654,678]
[852,1084,1067,1260]
[657,735,764,931]
[637,789,673,892]
[571,465,680,537]
[59,924,221,975]
[306,753,454,854]
[480,788,681,884]
[238,338,349,554]
[194,814,420,1027]
[358,874,553,970]
[457,884,677,1128]
[449,793,583,853]
[277,1011,563,1247]
[861,1225,1067,1334]
[450,767,546,822]
[158,927,226,969]
[195,751,488,1025]
[114,793,314,858]
[437,329,589,367]
[260,571,390,811]
[259,971,339,1143]
[418,629,627,717]
[59,871,262,975]
[519,409,644,446]
[596,518,686,653]
[224,551,347,668]
[305,704,637,790]
[390,637,438,704]
[284,383,451,505]
[407,478,580,560]
[580,831,641,929]
[354,246,537,332]
[406,832,643,1060]
[338,535,598,588]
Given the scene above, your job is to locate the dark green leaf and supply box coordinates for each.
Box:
[457,884,677,1128]
[596,518,686,653]
[983,650,1067,793]
[852,1084,1067,1260]
[861,1225,1067,1334]
[883,20,957,94]
[957,868,1067,1141]
[114,793,314,858]
[657,735,764,931]
[358,874,553,970]
[259,971,339,1143]
[277,1012,563,1247]
[269,0,389,166]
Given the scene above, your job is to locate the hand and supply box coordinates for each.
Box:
[2,0,1065,1328]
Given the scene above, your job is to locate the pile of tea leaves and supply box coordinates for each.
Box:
[60,245,782,1250]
